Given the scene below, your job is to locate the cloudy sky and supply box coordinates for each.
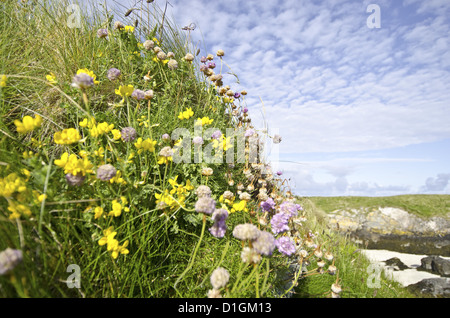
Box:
[109,0,450,196]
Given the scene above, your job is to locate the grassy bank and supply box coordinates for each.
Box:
[305,194,450,218]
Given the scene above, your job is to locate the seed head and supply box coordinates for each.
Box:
[96,164,117,181]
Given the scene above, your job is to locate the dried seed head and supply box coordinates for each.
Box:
[96,164,117,181]
[65,173,86,187]
[143,40,155,50]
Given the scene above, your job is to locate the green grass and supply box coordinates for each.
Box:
[291,197,416,298]
[305,194,450,218]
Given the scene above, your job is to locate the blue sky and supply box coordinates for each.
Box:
[108,0,450,196]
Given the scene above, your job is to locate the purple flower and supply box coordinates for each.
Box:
[279,201,299,218]
[260,197,276,213]
[107,68,121,81]
[161,133,171,141]
[234,92,241,99]
[276,171,283,176]
[242,107,248,113]
[211,130,222,140]
[0,248,23,275]
[208,62,216,69]
[200,56,207,63]
[253,231,276,256]
[275,237,296,256]
[200,64,209,72]
[71,73,94,89]
[131,89,145,101]
[270,212,290,235]
[209,208,228,238]
[193,136,204,145]
[121,127,137,142]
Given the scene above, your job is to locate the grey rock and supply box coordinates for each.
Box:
[385,257,409,271]
[420,256,450,277]
[407,278,450,298]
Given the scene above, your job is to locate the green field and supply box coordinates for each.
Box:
[304,194,450,218]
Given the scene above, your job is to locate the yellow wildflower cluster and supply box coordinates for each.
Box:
[195,116,214,126]
[54,152,94,177]
[177,107,194,120]
[14,114,42,134]
[54,128,81,145]
[0,173,27,197]
[98,226,129,259]
[155,176,194,211]
[115,84,134,97]
[93,197,129,219]
[231,200,248,213]
[109,170,126,185]
[134,137,157,154]
[79,117,120,139]
[0,172,44,219]
[212,135,233,151]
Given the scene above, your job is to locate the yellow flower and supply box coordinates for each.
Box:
[111,129,121,140]
[195,116,214,126]
[64,154,94,176]
[46,73,57,84]
[126,152,135,164]
[152,57,169,64]
[111,240,129,259]
[0,173,27,197]
[0,74,7,87]
[38,194,47,202]
[109,170,126,185]
[177,107,194,120]
[115,85,134,97]
[14,114,42,134]
[7,201,32,219]
[134,137,157,154]
[231,200,248,213]
[54,128,81,145]
[98,226,117,246]
[94,206,105,219]
[212,135,233,151]
[108,197,129,217]
[124,25,134,33]
[54,152,69,169]
[94,147,105,159]
[157,156,172,165]
[77,68,99,85]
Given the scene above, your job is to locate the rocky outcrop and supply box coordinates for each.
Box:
[327,207,450,256]
[407,278,450,298]
[419,256,450,277]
